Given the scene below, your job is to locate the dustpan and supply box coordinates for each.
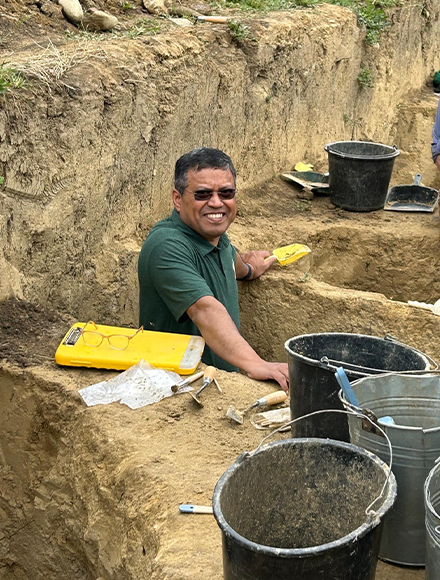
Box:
[280,171,329,195]
[384,173,439,213]
[266,243,311,266]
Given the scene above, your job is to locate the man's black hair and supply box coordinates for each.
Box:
[174,147,237,194]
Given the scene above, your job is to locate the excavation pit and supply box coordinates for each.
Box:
[1,193,439,580]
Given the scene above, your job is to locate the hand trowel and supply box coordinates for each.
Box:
[189,366,217,406]
[264,243,311,266]
[226,390,287,425]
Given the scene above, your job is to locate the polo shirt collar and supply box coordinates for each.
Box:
[171,209,230,255]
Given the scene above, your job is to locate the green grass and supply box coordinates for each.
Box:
[0,64,28,95]
[357,67,374,88]
[211,0,398,44]
[298,272,312,283]
[121,1,136,10]
[123,19,162,38]
[343,113,364,139]
[228,19,253,41]
[66,18,163,41]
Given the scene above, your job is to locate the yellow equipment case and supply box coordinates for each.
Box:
[55,322,205,374]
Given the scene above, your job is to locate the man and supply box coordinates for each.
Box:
[432,96,440,170]
[138,147,289,391]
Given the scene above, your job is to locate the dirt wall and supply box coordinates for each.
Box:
[0,2,439,325]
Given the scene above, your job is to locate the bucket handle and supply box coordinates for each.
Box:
[384,334,438,370]
[319,356,393,375]
[253,409,393,518]
[317,336,438,373]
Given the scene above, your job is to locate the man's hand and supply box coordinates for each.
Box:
[245,361,289,393]
[187,296,289,391]
[435,156,440,171]
[239,250,276,280]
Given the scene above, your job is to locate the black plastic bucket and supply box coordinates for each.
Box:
[284,333,431,442]
[213,438,397,580]
[325,141,400,211]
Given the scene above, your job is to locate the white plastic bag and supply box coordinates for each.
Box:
[78,359,191,409]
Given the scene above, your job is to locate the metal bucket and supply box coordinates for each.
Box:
[425,461,440,579]
[340,373,440,566]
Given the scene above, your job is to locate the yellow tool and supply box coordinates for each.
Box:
[265,243,311,266]
[294,161,314,171]
[226,391,288,425]
[189,366,217,406]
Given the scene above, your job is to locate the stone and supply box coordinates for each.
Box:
[58,0,83,25]
[142,0,169,16]
[81,8,118,31]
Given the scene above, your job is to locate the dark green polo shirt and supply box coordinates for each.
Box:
[138,209,239,371]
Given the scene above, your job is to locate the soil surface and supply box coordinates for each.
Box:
[0,1,440,579]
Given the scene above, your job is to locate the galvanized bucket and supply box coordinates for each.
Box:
[340,373,440,566]
[425,461,440,579]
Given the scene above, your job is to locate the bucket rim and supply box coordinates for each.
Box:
[425,461,440,523]
[284,332,431,377]
[324,140,401,161]
[340,374,440,434]
[212,437,397,559]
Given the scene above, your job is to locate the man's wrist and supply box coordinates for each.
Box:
[237,262,253,281]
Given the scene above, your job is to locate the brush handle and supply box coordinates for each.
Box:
[172,371,204,392]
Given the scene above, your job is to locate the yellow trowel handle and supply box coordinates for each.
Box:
[259,390,287,406]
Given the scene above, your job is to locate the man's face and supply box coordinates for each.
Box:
[173,167,237,245]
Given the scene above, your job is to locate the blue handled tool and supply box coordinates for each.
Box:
[335,367,395,425]
[334,367,359,407]
[179,504,213,514]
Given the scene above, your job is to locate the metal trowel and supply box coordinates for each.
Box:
[226,391,287,425]
[189,366,217,406]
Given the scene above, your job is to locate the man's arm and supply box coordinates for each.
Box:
[187,295,289,391]
[235,251,277,281]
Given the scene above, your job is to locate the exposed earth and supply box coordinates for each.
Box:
[1,0,440,579]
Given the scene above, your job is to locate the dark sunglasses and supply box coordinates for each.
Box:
[190,188,237,201]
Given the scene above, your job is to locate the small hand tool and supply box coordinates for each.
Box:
[189,366,217,406]
[197,15,229,23]
[179,504,213,514]
[171,370,204,393]
[335,367,394,425]
[226,390,287,425]
[263,243,311,266]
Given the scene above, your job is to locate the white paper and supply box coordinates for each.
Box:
[78,359,192,409]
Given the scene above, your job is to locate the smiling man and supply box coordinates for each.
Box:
[138,147,288,390]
